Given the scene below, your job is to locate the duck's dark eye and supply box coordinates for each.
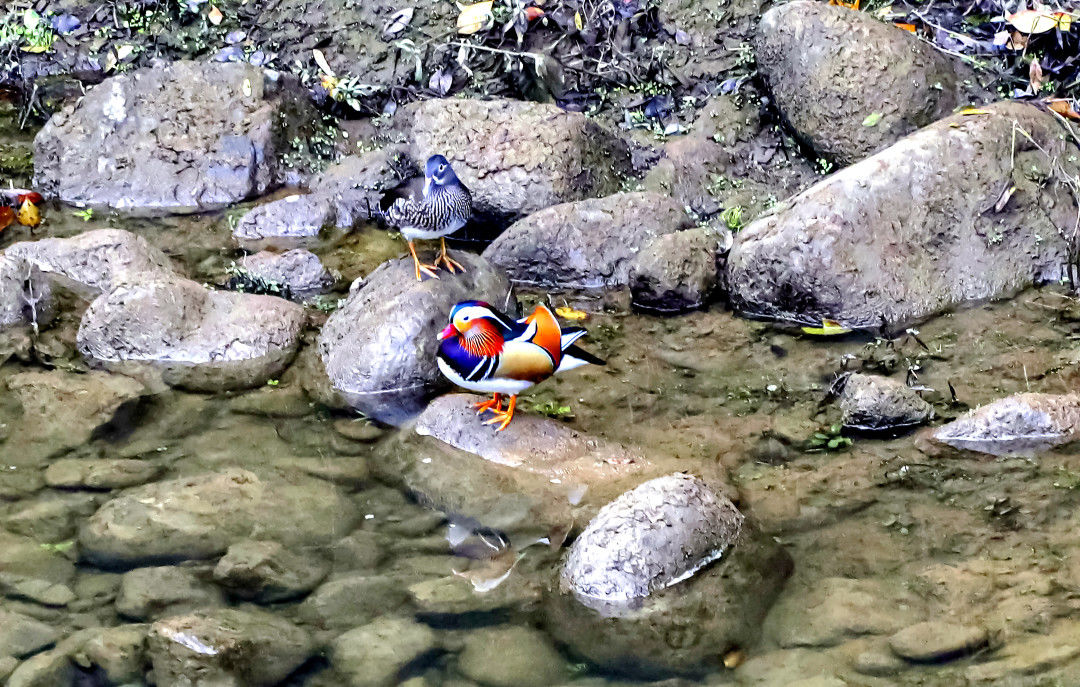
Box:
[438,164,447,172]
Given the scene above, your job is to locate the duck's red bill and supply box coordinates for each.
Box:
[438,324,456,340]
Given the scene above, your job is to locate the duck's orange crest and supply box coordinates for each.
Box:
[525,304,563,364]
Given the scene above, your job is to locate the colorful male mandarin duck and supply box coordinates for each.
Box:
[384,154,472,281]
[436,300,606,430]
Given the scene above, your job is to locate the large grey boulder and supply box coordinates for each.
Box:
[79,468,358,567]
[318,255,510,424]
[484,192,694,290]
[757,0,985,165]
[629,227,724,313]
[77,276,306,391]
[562,474,744,605]
[727,102,1079,329]
[5,229,173,297]
[148,609,313,687]
[372,394,663,538]
[0,255,52,330]
[934,392,1080,456]
[400,98,631,219]
[5,369,146,465]
[35,61,312,214]
[546,475,792,676]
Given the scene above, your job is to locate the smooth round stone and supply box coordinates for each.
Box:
[889,621,988,663]
[457,626,569,687]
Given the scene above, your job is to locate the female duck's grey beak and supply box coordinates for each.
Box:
[423,177,433,196]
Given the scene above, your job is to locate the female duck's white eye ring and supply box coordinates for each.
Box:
[438,164,447,172]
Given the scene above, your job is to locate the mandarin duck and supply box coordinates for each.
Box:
[436,300,605,430]
[381,154,472,281]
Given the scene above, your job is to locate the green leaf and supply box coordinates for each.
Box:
[862,112,883,127]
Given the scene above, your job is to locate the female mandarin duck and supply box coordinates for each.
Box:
[436,300,605,430]
[385,154,472,281]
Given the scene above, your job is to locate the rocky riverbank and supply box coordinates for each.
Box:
[2,0,1080,686]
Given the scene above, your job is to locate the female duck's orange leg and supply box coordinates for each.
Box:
[484,394,517,431]
[408,240,440,281]
[435,237,465,274]
[473,393,502,415]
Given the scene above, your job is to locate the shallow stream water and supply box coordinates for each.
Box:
[5,104,1080,687]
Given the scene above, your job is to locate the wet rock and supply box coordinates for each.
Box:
[333,418,386,443]
[330,531,384,572]
[0,529,75,596]
[838,373,933,432]
[966,621,1080,681]
[35,61,313,214]
[0,255,53,331]
[44,458,162,490]
[329,616,436,687]
[238,249,334,297]
[629,226,723,313]
[757,0,984,165]
[5,648,74,687]
[0,609,59,658]
[213,539,329,603]
[400,98,631,220]
[727,102,1079,328]
[736,648,846,686]
[765,577,922,648]
[483,192,692,290]
[78,276,306,391]
[5,369,145,465]
[79,468,357,567]
[373,394,662,537]
[889,620,987,662]
[233,193,334,246]
[230,384,313,418]
[844,638,908,677]
[312,146,412,229]
[0,656,15,682]
[75,624,148,685]
[457,625,568,687]
[116,566,225,621]
[407,573,539,616]
[148,608,313,687]
[4,493,100,542]
[934,392,1080,456]
[546,516,792,677]
[563,474,743,604]
[297,574,410,632]
[318,255,510,424]
[5,229,173,297]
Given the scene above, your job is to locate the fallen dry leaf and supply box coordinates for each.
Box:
[383,8,414,36]
[958,107,992,115]
[0,207,14,232]
[524,6,544,21]
[1030,58,1045,93]
[207,5,224,25]
[457,1,494,34]
[894,22,917,32]
[16,200,40,228]
[1007,9,1071,34]
[801,319,851,336]
[15,192,43,205]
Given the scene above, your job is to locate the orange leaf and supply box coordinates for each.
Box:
[0,207,13,231]
[15,191,42,205]
[16,200,40,228]
[894,22,917,33]
[207,5,224,25]
[524,6,545,21]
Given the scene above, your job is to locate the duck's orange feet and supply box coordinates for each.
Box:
[408,240,440,281]
[483,395,517,431]
[436,238,465,274]
[473,393,503,415]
